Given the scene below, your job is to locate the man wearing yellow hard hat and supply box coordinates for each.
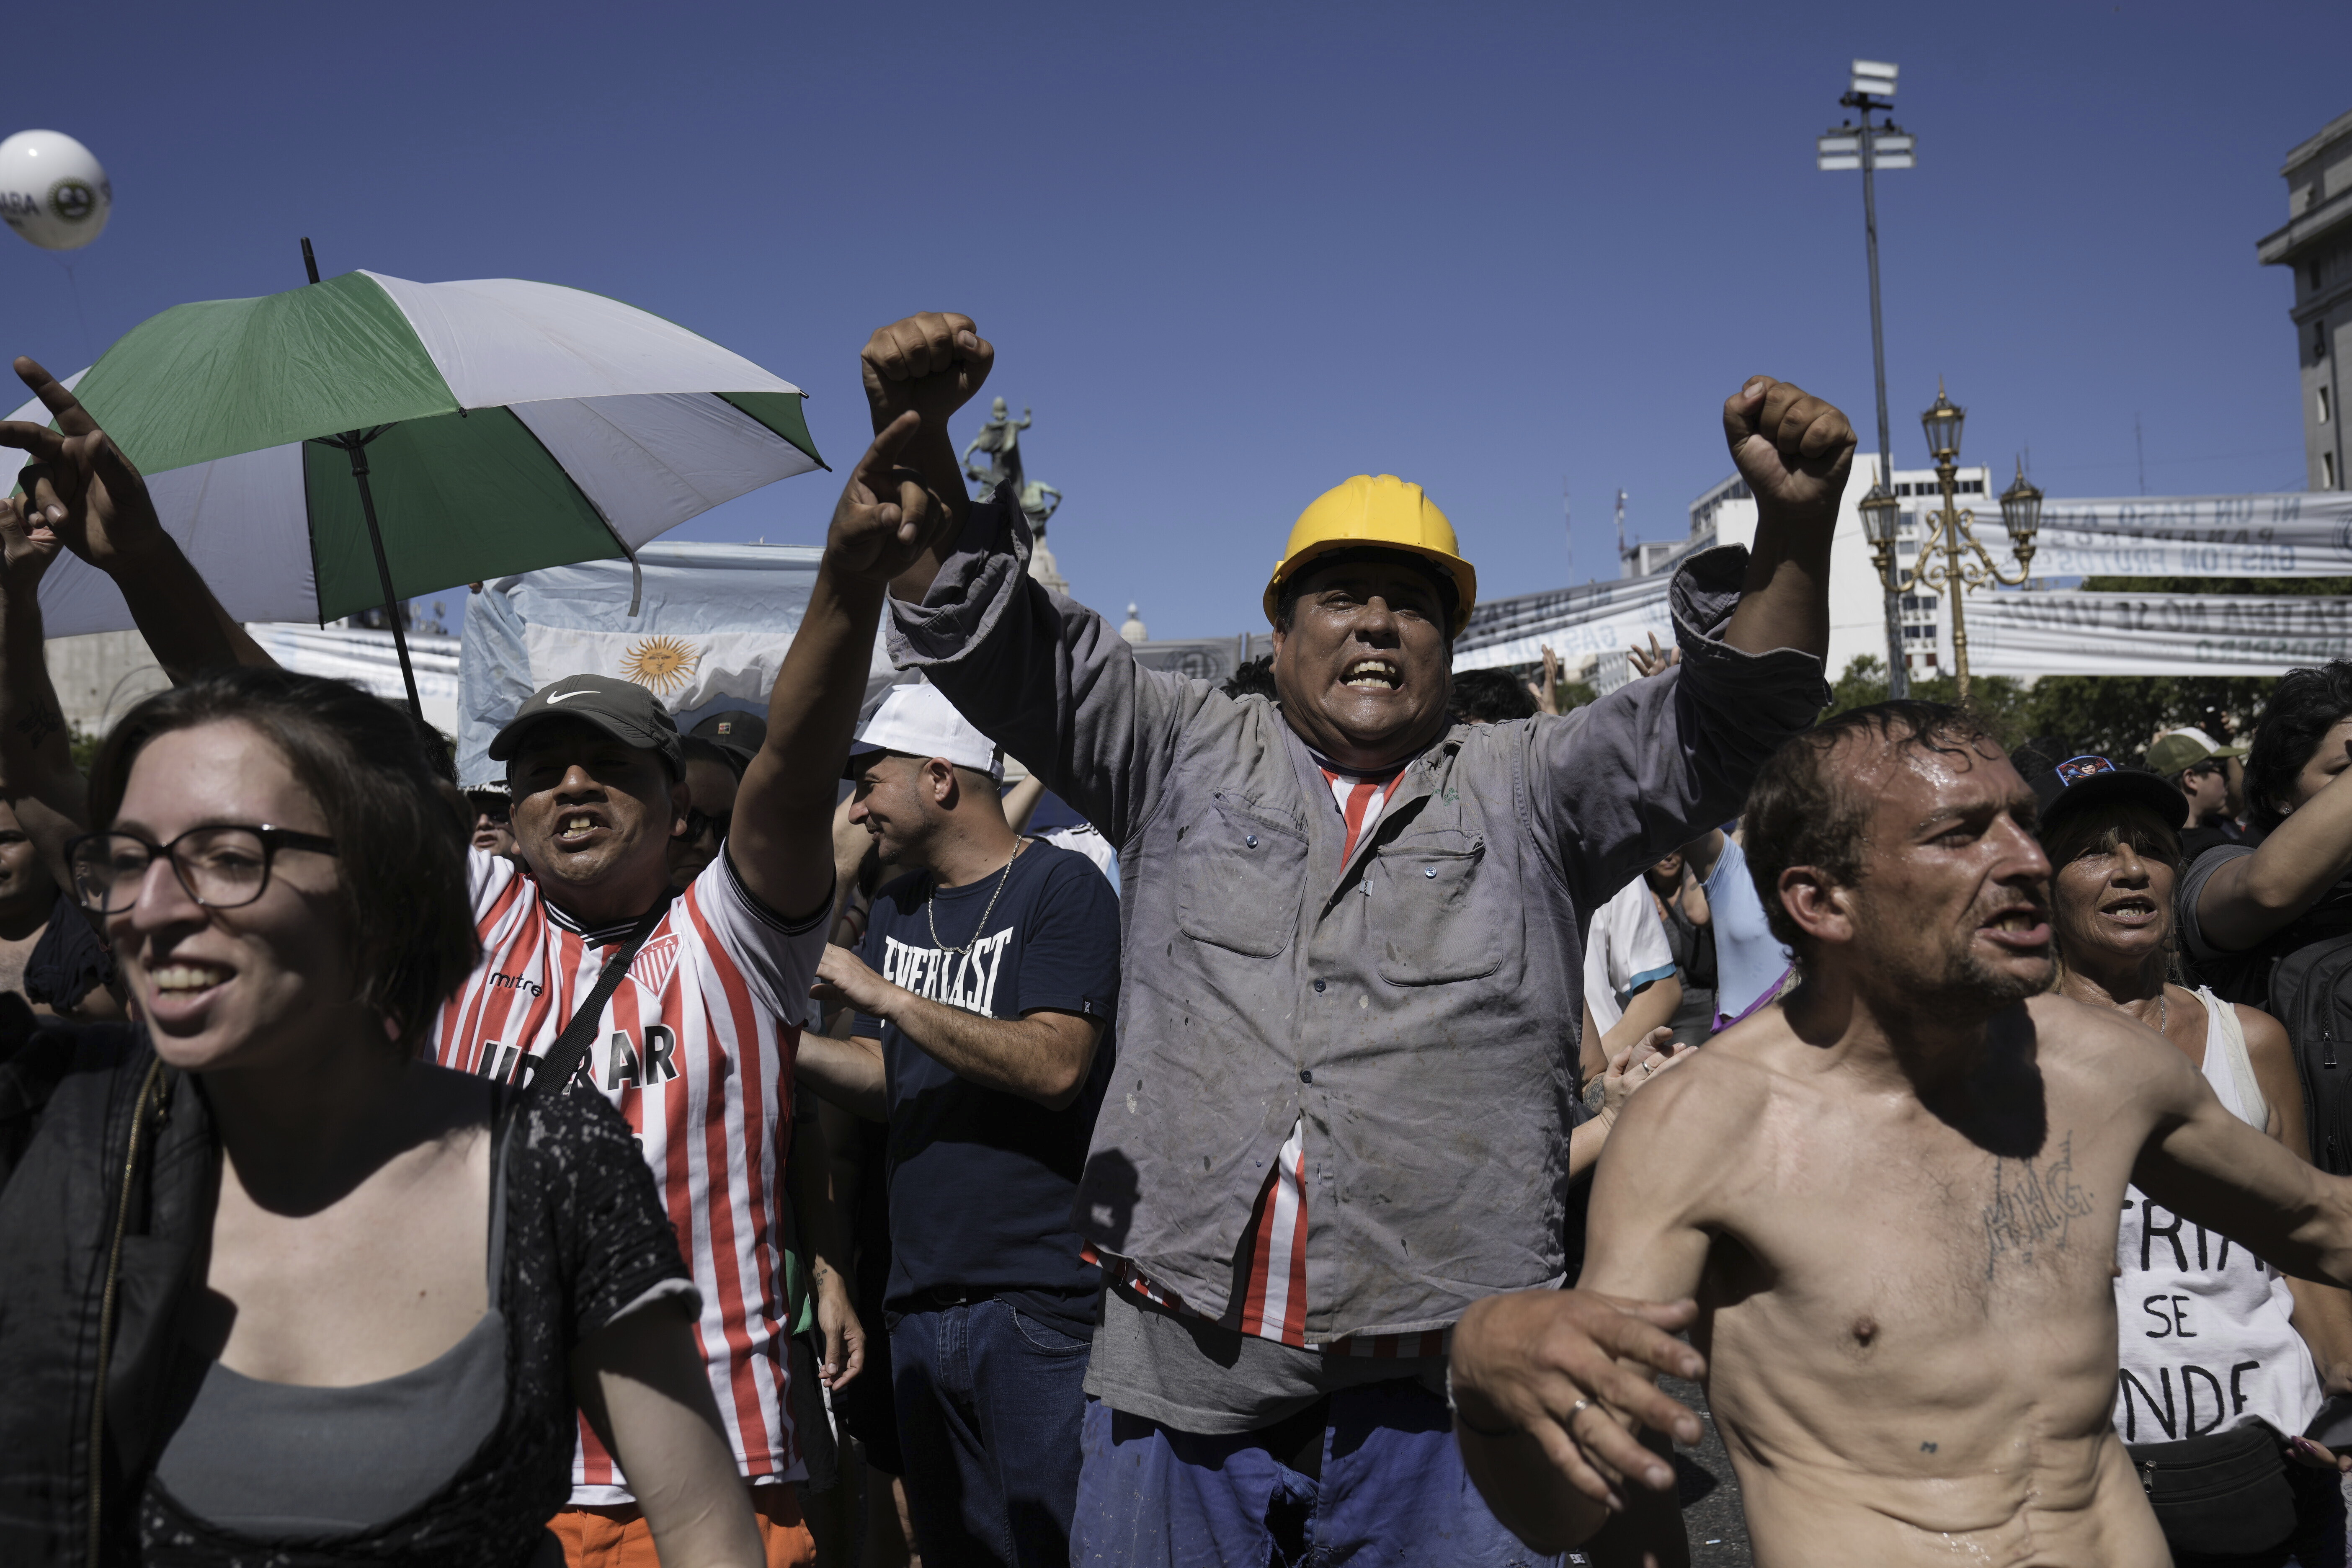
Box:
[823,311,1853,1565]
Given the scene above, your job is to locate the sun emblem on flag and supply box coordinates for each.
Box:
[619,635,701,694]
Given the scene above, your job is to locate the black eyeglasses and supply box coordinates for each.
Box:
[67,825,340,916]
[686,806,731,843]
[466,792,511,825]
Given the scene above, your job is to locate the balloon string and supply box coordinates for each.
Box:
[55,257,95,366]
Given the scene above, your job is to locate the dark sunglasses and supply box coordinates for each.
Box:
[466,793,511,824]
[686,806,731,843]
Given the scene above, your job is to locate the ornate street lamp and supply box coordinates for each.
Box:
[1865,381,2037,702]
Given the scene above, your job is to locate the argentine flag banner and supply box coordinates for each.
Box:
[456,540,893,789]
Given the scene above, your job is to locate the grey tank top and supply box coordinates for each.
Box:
[152,1109,516,1539]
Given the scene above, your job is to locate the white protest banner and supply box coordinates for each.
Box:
[1968,591,2352,677]
[248,623,464,735]
[1929,492,2352,578]
[1455,578,1673,672]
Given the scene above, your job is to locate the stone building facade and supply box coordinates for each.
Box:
[2260,107,2352,492]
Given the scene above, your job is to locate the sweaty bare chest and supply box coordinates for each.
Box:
[1711,1119,2131,1372]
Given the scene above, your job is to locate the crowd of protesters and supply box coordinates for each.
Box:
[11,308,2352,1568]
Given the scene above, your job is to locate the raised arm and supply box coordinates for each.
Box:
[0,357,274,681]
[1718,377,1853,662]
[730,415,932,921]
[0,497,90,887]
[2193,740,2352,952]
[854,314,1202,847]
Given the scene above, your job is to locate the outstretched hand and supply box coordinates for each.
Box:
[1627,631,1680,681]
[1450,1288,1706,1509]
[861,312,994,435]
[1721,376,1855,521]
[823,412,957,588]
[0,356,168,573]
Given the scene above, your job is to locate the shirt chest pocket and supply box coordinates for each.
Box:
[1371,831,1504,984]
[1174,795,1307,957]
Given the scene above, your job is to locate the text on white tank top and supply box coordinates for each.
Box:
[2112,986,2322,1444]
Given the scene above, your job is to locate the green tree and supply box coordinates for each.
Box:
[1822,655,2032,745]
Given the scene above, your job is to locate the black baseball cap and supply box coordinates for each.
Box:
[490,674,685,776]
[689,709,766,763]
[2015,746,2184,837]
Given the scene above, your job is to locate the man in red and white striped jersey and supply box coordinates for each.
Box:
[430,416,940,1568]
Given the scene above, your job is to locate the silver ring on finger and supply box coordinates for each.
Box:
[1568,1397,1593,1421]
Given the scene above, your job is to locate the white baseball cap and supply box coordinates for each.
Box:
[844,683,1004,782]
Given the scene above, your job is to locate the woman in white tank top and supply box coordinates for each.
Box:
[2035,755,2352,1566]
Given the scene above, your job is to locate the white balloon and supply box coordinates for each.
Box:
[0,130,112,252]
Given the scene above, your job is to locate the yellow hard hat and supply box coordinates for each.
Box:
[1263,475,1478,637]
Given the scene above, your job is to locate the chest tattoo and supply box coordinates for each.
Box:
[1981,1132,2094,1279]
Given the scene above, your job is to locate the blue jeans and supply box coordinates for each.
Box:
[889,1299,1091,1567]
[1072,1380,1563,1567]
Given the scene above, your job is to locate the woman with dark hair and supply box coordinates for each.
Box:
[2180,660,2352,1006]
[0,668,764,1567]
[2034,750,2352,1567]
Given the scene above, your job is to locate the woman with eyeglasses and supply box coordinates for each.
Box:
[2032,750,2352,1567]
[0,668,765,1567]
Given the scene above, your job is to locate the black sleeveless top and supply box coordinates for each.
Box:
[136,1087,694,1568]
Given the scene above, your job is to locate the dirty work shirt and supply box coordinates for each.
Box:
[855,838,1120,1337]
[428,846,829,1503]
[887,486,1827,1426]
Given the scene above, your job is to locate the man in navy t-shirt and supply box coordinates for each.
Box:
[800,682,1118,1568]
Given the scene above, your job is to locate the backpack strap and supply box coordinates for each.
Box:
[2201,985,2268,1133]
[528,903,665,1102]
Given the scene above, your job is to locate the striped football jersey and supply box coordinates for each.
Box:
[429,847,827,1504]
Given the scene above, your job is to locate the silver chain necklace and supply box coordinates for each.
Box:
[927,838,1028,957]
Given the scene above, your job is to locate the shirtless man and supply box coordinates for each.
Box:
[1447,699,2352,1565]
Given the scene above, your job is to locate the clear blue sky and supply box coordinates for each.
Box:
[4,0,2345,638]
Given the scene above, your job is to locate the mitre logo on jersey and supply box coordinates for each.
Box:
[629,934,680,992]
[881,931,1014,1016]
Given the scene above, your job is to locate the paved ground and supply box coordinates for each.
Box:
[1565,1373,1750,1568]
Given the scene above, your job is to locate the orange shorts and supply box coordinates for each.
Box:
[549,1483,815,1568]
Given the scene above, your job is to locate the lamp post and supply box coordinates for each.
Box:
[1819,58,1915,697]
[1863,381,2042,704]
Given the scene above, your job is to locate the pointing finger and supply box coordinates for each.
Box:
[852,411,923,488]
[13,357,98,439]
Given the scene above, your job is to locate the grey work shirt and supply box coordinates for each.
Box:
[888,490,1826,1358]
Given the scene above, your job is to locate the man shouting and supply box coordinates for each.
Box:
[1452,701,2352,1564]
[825,311,1850,1562]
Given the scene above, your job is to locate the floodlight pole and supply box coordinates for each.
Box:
[1843,88,1907,700]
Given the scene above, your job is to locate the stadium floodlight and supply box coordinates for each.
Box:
[1818,58,1914,693]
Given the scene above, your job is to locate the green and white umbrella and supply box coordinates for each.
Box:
[3,266,825,709]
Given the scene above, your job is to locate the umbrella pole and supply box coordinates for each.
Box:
[339,441,423,719]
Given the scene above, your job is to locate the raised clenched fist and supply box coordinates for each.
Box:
[1721,377,1856,522]
[861,313,994,435]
